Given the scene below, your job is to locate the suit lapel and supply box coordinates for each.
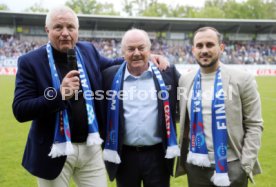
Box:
[106,65,126,152]
[178,70,197,147]
[182,70,197,121]
[220,64,231,115]
[119,65,126,140]
[152,72,164,135]
[185,71,196,97]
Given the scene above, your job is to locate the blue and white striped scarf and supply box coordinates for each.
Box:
[103,62,180,163]
[46,43,103,158]
[188,67,230,186]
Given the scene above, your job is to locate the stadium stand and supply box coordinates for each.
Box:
[0,11,275,74]
[1,35,275,66]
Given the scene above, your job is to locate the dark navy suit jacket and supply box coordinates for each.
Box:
[12,41,122,180]
[102,64,180,181]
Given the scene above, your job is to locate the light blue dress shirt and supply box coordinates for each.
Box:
[123,63,162,146]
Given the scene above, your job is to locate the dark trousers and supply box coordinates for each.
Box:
[185,160,248,187]
[116,144,170,187]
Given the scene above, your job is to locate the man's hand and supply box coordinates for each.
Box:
[150,54,170,71]
[60,70,80,100]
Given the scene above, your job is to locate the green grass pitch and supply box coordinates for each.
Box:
[0,76,275,187]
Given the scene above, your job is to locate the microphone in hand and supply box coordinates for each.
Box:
[67,48,78,71]
[64,49,80,100]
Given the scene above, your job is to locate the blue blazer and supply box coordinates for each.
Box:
[102,64,180,181]
[12,41,122,180]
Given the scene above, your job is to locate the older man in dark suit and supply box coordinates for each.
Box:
[102,28,180,187]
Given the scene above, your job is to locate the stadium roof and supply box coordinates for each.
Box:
[0,11,276,34]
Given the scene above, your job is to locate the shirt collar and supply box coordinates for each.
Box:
[124,62,153,81]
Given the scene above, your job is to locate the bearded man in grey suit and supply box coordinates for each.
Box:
[175,27,263,187]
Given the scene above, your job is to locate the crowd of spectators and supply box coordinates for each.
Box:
[1,34,275,67]
[0,34,45,58]
[89,38,276,65]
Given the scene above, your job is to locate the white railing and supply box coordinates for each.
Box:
[176,64,276,76]
[1,57,276,76]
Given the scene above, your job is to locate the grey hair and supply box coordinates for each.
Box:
[45,6,79,28]
[121,28,152,53]
[193,26,222,44]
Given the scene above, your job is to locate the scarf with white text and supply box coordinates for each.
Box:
[188,67,230,186]
[103,62,180,163]
[46,42,103,158]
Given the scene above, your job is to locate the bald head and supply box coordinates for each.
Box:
[121,28,151,54]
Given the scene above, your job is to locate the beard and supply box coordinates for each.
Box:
[196,56,219,68]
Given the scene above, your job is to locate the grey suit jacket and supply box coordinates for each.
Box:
[175,63,263,182]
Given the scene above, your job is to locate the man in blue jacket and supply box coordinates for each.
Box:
[12,6,167,187]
